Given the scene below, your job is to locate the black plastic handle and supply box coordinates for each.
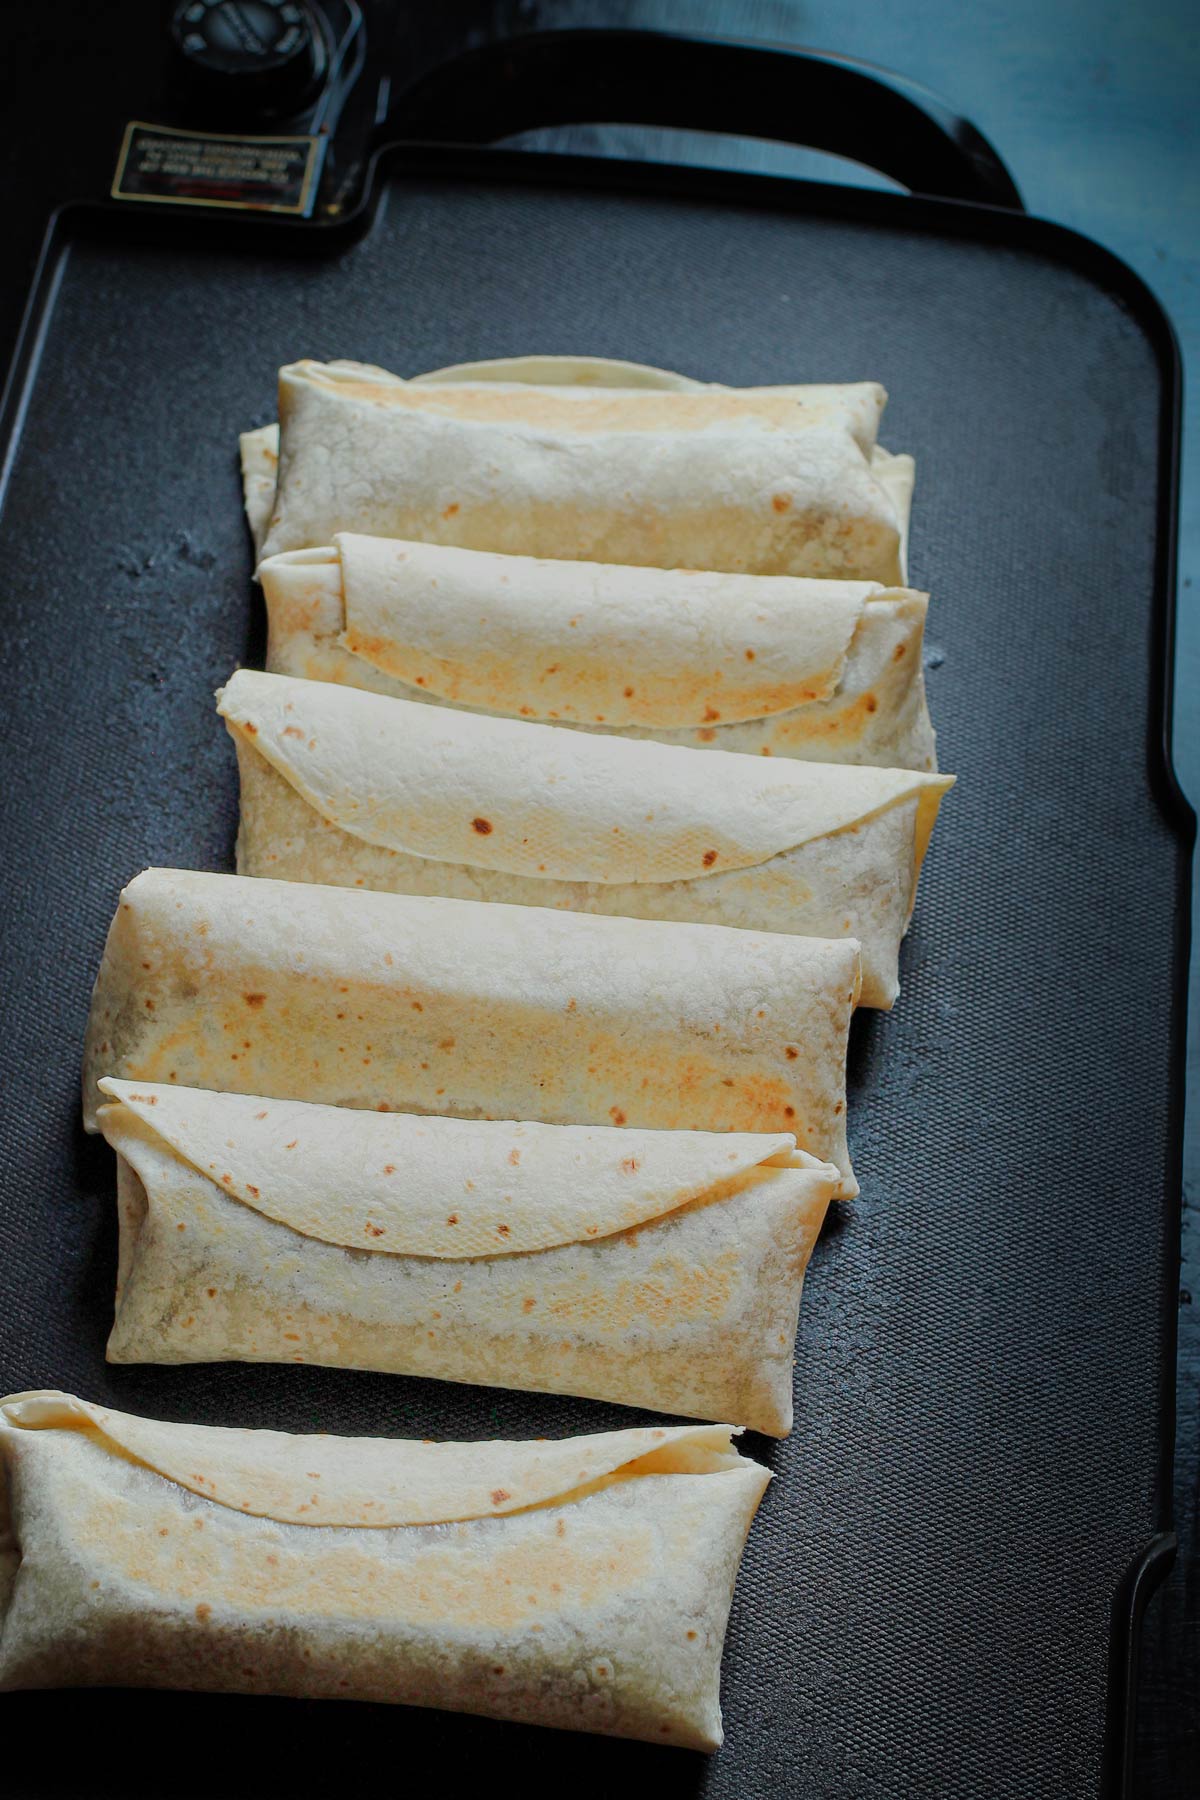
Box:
[391,28,1024,212]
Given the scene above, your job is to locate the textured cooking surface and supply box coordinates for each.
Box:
[0,158,1184,1798]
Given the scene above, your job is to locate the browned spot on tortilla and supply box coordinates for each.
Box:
[491,1491,510,1507]
[745,648,757,661]
[760,745,773,755]
[365,1223,385,1238]
[702,849,718,867]
[411,1000,423,1011]
[246,1184,259,1197]
[785,1046,799,1060]
[446,1213,459,1226]
[866,694,878,712]
[195,1604,211,1622]
[282,725,304,739]
[472,817,493,834]
[703,705,720,722]
[508,1148,520,1166]
[207,1287,217,1298]
[894,642,907,660]
[784,1106,796,1119]
[383,1164,396,1174]
[244,993,266,1008]
[697,727,716,743]
[623,686,634,698]
[772,493,792,513]
[285,1140,298,1150]
[522,1297,536,1313]
[144,998,155,1011]
[496,1224,511,1237]
[442,502,460,518]
[609,1107,626,1125]
[619,1156,641,1175]
[835,1100,844,1115]
[439,1037,456,1050]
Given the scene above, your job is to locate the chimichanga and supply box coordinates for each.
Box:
[83,869,861,1191]
[0,1391,768,1748]
[219,669,952,1009]
[251,355,914,582]
[257,533,937,771]
[98,1079,839,1434]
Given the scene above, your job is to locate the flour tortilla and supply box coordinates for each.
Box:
[98,1079,838,1435]
[254,533,936,770]
[249,354,913,581]
[0,1390,768,1747]
[219,669,951,1008]
[82,869,861,1191]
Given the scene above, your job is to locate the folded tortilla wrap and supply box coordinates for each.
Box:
[0,1391,768,1747]
[251,355,913,581]
[98,1079,838,1434]
[82,869,860,1190]
[219,669,951,1009]
[255,534,936,771]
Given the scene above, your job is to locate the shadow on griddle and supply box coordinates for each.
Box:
[12,1688,715,1799]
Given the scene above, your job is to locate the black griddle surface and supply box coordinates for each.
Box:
[0,152,1187,1799]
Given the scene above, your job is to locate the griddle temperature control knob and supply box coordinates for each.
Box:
[169,0,328,119]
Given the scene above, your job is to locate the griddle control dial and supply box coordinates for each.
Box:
[169,0,328,119]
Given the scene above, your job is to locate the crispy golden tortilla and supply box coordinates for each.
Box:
[248,354,913,582]
[82,869,861,1191]
[219,669,951,1007]
[254,533,937,770]
[0,1391,768,1747]
[98,1079,839,1435]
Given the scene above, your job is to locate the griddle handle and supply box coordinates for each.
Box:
[392,28,1024,211]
